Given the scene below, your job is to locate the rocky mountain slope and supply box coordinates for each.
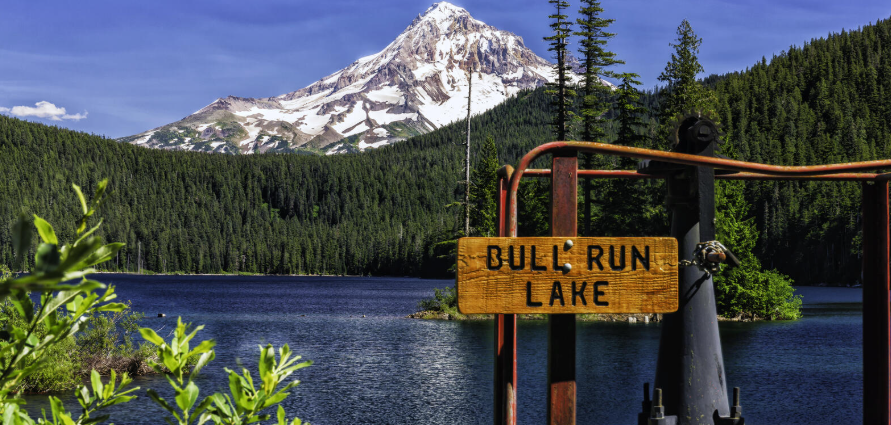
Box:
[119,2,561,154]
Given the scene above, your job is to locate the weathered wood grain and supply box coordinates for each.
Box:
[456,237,678,314]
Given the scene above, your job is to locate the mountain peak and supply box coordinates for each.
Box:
[120,2,555,155]
[410,2,474,31]
[423,2,468,17]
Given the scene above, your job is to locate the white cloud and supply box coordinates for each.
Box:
[0,101,88,121]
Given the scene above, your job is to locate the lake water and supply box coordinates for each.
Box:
[23,275,862,424]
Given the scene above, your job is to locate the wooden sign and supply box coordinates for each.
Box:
[456,237,678,314]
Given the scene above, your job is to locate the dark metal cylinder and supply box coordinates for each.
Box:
[653,165,731,424]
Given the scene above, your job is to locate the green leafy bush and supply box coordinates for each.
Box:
[714,179,802,320]
[0,179,141,423]
[76,306,156,376]
[0,296,153,394]
[140,318,311,425]
[417,286,457,314]
[0,180,313,424]
[0,298,81,393]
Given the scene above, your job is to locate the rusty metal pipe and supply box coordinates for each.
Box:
[524,169,654,179]
[718,172,880,181]
[494,166,518,425]
[508,141,891,234]
[553,141,891,175]
[524,170,881,181]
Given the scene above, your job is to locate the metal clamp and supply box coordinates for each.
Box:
[678,241,740,276]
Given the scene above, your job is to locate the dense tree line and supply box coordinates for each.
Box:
[708,18,891,284]
[1,17,889,283]
[593,17,891,285]
[0,89,553,277]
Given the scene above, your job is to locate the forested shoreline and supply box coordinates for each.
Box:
[0,89,553,278]
[1,17,889,283]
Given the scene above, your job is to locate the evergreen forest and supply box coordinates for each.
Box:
[1,17,890,285]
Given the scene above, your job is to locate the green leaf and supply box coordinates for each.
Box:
[263,392,288,407]
[91,369,103,397]
[60,414,77,425]
[139,328,166,346]
[188,397,214,424]
[56,236,102,271]
[72,183,88,214]
[94,302,128,312]
[210,393,232,416]
[175,381,200,413]
[161,349,181,375]
[73,218,103,247]
[33,215,58,245]
[190,339,216,356]
[192,350,215,376]
[104,369,117,399]
[50,395,67,419]
[82,243,125,267]
[79,384,92,406]
[228,372,247,410]
[9,293,34,322]
[101,394,137,407]
[277,405,286,425]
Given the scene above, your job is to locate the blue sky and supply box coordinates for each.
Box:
[1,0,888,138]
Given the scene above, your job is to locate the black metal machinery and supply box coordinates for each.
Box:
[639,113,744,425]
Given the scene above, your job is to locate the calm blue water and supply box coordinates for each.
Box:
[22,276,862,425]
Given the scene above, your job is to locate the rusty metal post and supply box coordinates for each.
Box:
[862,181,890,425]
[494,166,518,425]
[646,116,734,424]
[548,153,577,425]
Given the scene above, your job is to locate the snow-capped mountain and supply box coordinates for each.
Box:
[120,2,559,154]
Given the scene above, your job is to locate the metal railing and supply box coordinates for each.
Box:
[491,140,890,425]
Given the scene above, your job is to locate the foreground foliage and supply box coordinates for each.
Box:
[0,182,311,424]
[0,291,154,393]
[140,318,311,425]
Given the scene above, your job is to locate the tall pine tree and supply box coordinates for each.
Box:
[544,0,576,141]
[574,0,621,144]
[469,135,499,237]
[594,71,666,237]
[657,19,712,148]
[574,0,622,235]
[614,72,650,150]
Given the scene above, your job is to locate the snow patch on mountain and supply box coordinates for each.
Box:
[119,2,605,155]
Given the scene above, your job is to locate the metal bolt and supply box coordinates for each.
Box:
[698,125,712,139]
[730,387,742,419]
[650,388,665,419]
[562,263,572,272]
[564,239,573,250]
